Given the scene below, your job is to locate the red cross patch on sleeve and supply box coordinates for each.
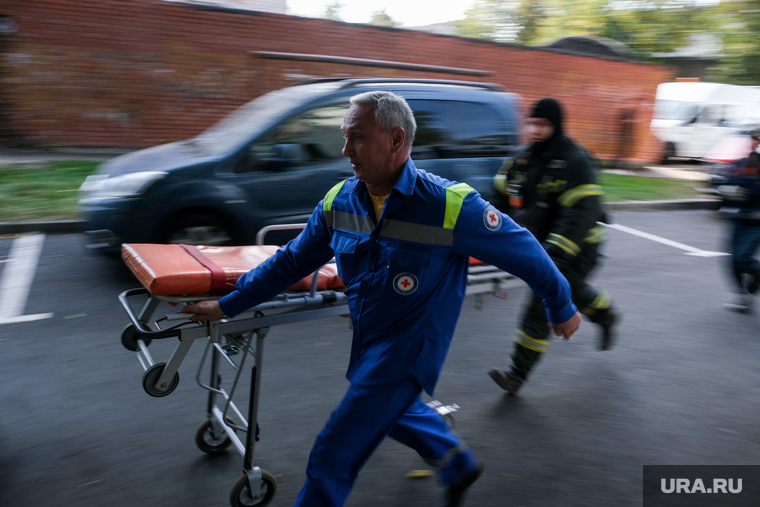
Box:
[483,206,502,231]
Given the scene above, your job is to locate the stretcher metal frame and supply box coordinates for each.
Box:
[118,224,517,507]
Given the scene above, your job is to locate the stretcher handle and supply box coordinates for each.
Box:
[255,223,307,245]
[118,288,186,339]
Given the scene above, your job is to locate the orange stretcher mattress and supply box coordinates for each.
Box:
[122,244,345,296]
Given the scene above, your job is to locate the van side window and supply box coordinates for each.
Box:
[239,104,349,173]
[408,100,511,159]
[448,101,511,157]
[408,100,450,160]
[699,104,724,126]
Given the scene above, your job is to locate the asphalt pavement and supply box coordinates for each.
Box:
[2,210,759,507]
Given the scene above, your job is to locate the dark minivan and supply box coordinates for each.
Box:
[78,78,522,252]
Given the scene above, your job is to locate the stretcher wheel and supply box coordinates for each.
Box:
[121,324,151,351]
[195,417,236,454]
[443,413,455,428]
[142,363,179,397]
[230,470,277,507]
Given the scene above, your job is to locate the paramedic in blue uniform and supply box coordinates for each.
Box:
[182,91,581,507]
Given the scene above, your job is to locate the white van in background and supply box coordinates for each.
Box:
[650,81,760,163]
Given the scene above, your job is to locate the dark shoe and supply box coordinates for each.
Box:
[745,274,760,295]
[487,368,523,395]
[441,465,484,507]
[599,311,618,351]
[724,292,753,313]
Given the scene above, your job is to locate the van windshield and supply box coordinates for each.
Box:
[195,86,319,156]
[654,100,699,122]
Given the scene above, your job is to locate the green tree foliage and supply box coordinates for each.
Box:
[321,1,344,22]
[514,0,545,44]
[709,0,760,85]
[456,0,521,42]
[455,0,718,60]
[368,9,399,27]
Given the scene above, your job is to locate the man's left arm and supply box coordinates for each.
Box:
[455,192,579,331]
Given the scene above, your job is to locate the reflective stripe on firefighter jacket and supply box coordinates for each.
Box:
[493,136,607,262]
[220,158,577,395]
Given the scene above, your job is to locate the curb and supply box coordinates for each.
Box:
[605,198,721,212]
[0,220,83,235]
[0,199,723,236]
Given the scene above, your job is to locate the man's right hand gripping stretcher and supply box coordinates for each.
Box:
[182,300,226,322]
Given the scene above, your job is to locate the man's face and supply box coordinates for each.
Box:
[525,117,554,144]
[341,103,396,190]
[752,134,760,153]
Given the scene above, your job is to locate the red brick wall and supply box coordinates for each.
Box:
[1,0,676,161]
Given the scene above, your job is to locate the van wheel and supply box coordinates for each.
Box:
[661,142,676,165]
[164,212,236,246]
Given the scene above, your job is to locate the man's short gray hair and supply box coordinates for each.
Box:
[350,91,416,147]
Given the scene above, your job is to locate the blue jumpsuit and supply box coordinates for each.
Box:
[219,158,577,506]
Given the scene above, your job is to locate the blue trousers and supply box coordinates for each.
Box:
[292,375,479,507]
[729,221,760,290]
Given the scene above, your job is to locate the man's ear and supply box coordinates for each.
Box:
[391,127,406,152]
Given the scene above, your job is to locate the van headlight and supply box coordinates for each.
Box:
[80,171,166,199]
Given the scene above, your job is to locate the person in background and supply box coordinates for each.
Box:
[716,128,760,312]
[182,91,581,507]
[489,97,618,396]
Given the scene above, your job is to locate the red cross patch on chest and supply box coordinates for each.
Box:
[393,273,419,295]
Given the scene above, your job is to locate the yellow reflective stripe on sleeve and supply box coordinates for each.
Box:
[584,225,607,244]
[558,184,603,207]
[493,173,509,196]
[514,330,550,353]
[546,233,581,257]
[444,183,474,230]
[587,290,611,311]
[323,180,347,212]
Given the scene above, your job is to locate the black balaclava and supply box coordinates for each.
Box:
[530,98,564,155]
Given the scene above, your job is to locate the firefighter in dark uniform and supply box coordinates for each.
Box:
[488,98,619,395]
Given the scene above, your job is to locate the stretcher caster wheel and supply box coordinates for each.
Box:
[196,417,236,454]
[443,413,455,428]
[230,470,276,507]
[121,324,151,351]
[142,363,179,397]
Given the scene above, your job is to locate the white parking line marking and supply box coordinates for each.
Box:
[602,223,729,257]
[0,234,54,324]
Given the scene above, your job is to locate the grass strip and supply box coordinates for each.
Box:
[600,172,707,203]
[0,161,710,223]
[0,161,101,222]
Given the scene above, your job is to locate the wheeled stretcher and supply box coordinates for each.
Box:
[117,225,517,507]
